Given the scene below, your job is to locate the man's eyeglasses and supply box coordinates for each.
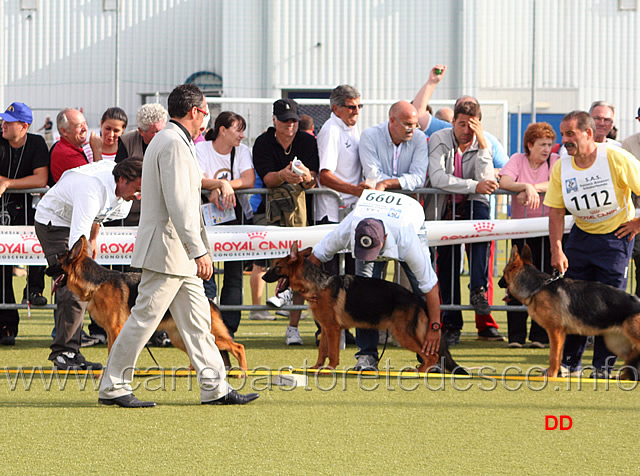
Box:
[342,104,363,111]
[393,117,419,133]
[195,107,210,118]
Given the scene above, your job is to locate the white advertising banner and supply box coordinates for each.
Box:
[0,216,575,264]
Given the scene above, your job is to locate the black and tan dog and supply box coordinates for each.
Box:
[263,243,465,374]
[500,244,640,379]
[45,235,247,373]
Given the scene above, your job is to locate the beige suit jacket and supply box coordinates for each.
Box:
[131,121,211,276]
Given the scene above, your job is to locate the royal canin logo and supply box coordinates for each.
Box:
[473,222,495,233]
[20,234,39,242]
[247,231,267,240]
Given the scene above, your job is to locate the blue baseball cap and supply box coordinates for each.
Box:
[0,102,33,124]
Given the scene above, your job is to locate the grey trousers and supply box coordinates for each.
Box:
[34,221,89,360]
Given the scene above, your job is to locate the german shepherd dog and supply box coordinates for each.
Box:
[45,236,247,373]
[499,244,640,379]
[263,243,465,374]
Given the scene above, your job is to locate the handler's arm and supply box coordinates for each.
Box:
[421,284,442,356]
[312,215,354,263]
[89,223,101,259]
[549,207,568,273]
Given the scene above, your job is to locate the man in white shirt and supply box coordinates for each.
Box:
[315,85,368,225]
[35,159,142,371]
[311,190,440,370]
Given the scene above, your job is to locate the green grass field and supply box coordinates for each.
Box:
[1,271,637,475]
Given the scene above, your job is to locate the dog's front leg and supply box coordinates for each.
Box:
[546,327,565,378]
[324,326,342,369]
[313,328,329,369]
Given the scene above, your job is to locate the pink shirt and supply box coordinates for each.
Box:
[500,152,560,218]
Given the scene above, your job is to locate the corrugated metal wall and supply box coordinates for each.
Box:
[1,0,223,128]
[473,0,640,137]
[1,0,640,140]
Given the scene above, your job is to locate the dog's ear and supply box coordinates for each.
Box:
[68,236,88,262]
[290,242,299,256]
[300,247,313,258]
[509,245,520,263]
[520,244,533,265]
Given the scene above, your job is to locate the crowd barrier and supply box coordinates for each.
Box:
[0,188,635,315]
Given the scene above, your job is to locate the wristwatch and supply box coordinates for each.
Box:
[430,322,441,331]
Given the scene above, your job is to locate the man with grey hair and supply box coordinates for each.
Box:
[545,110,640,378]
[589,101,621,146]
[50,108,101,182]
[120,103,168,160]
[315,84,367,225]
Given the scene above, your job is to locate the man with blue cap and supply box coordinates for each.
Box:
[0,102,49,344]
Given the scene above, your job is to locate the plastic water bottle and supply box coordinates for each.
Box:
[365,166,379,188]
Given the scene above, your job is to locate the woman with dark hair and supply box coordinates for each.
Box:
[196,111,255,337]
[499,122,559,348]
[84,107,129,162]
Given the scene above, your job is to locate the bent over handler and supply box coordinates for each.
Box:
[309,190,441,371]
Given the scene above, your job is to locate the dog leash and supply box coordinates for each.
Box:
[545,269,563,285]
[144,344,161,369]
[377,330,389,364]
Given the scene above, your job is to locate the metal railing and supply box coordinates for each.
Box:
[1,186,616,317]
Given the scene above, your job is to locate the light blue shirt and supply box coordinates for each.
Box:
[359,120,428,191]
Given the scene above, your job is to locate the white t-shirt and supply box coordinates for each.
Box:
[35,160,132,245]
[195,141,254,219]
[315,112,361,222]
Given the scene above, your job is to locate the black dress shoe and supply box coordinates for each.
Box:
[98,393,156,408]
[202,389,260,405]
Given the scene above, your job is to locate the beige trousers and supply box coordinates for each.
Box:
[99,269,230,402]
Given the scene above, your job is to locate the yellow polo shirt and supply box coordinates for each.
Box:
[544,145,640,234]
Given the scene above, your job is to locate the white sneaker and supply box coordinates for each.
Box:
[557,366,583,378]
[248,310,276,321]
[285,326,303,345]
[354,355,378,371]
[267,288,294,308]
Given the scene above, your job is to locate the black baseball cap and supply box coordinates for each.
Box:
[273,98,300,122]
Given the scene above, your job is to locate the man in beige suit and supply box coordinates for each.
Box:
[99,84,259,407]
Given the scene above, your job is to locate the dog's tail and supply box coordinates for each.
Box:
[439,338,468,376]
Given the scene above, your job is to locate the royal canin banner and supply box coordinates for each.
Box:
[0,216,575,264]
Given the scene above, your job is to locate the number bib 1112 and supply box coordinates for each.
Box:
[561,144,623,224]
